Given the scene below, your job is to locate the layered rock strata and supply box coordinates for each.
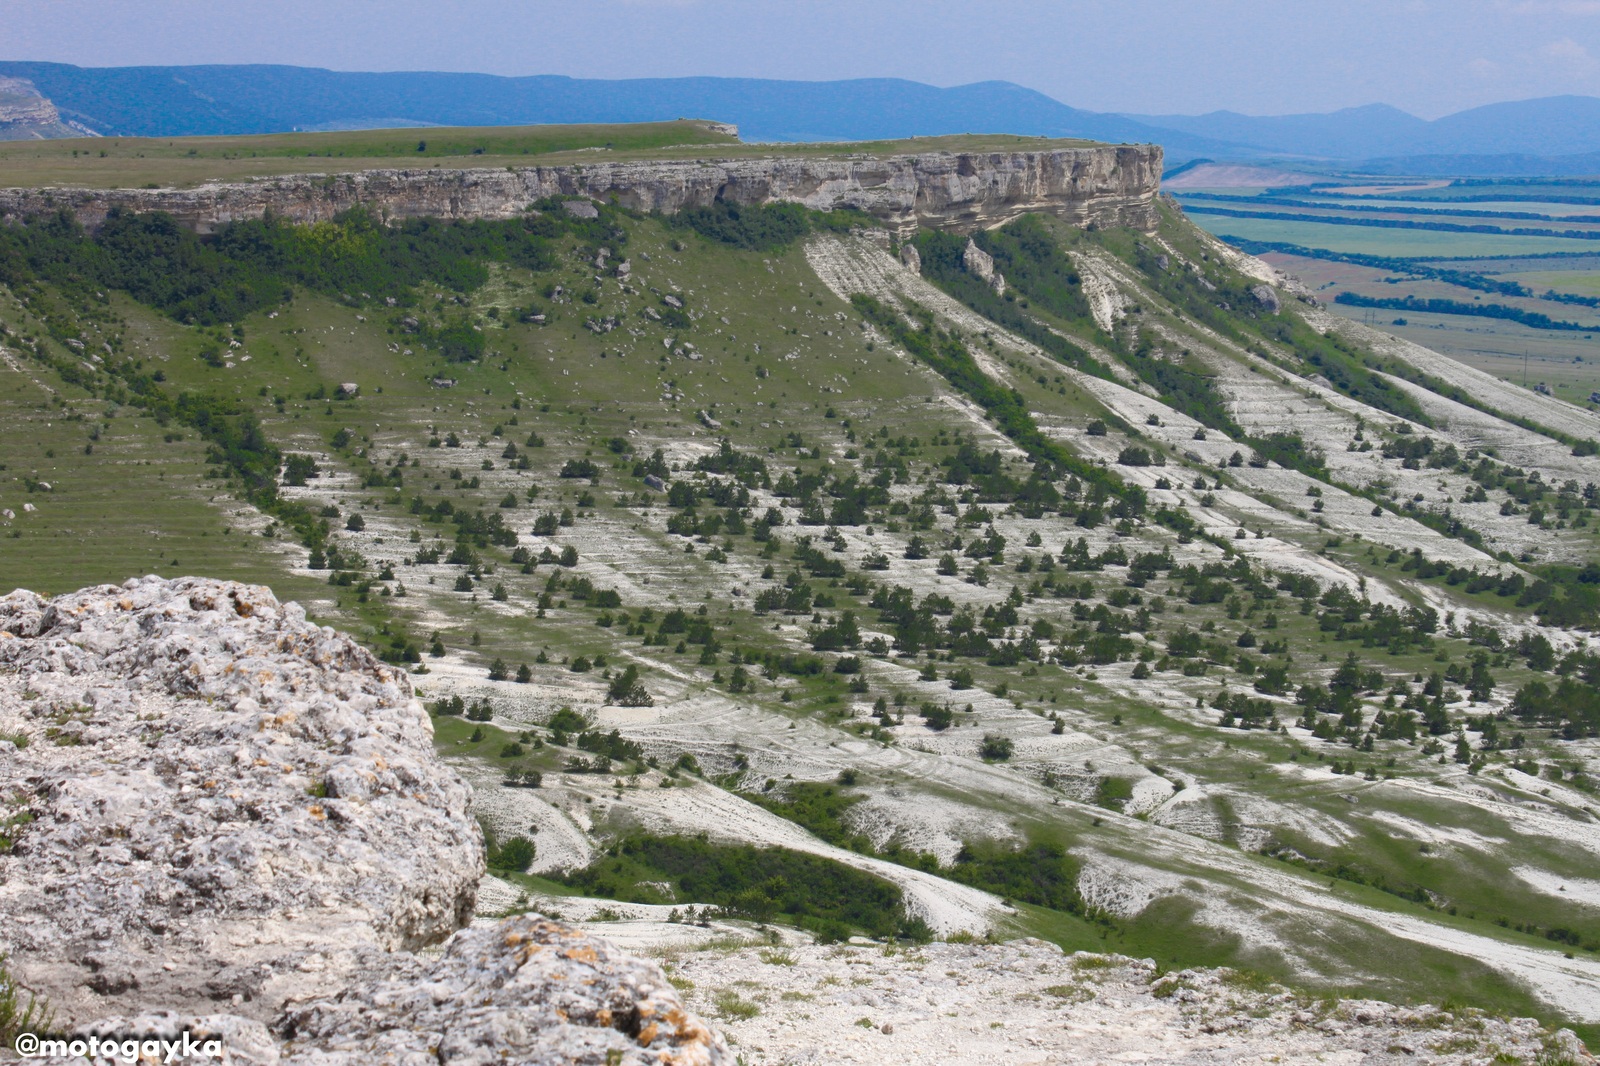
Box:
[0,145,1162,238]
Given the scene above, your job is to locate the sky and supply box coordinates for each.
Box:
[2,0,1600,118]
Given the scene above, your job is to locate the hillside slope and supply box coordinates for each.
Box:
[1,184,1598,1043]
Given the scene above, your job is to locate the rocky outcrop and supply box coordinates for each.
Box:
[273,915,728,1064]
[42,917,729,1065]
[0,576,484,1025]
[0,144,1162,238]
[962,237,1005,294]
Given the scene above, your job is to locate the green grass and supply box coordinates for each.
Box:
[2,195,1597,1037]
[1501,270,1600,297]
[1199,216,1600,258]
[0,126,1100,189]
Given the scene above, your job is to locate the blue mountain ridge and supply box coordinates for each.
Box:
[3,62,1600,170]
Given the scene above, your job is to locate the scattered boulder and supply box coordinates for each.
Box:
[561,199,600,220]
[899,243,922,274]
[1250,284,1281,314]
[335,382,359,398]
[0,576,484,1026]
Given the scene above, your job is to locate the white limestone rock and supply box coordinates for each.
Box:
[0,576,484,1026]
[33,917,730,1065]
[275,915,730,1065]
[1250,282,1282,314]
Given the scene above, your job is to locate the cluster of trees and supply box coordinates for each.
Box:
[0,203,622,327]
[559,833,924,942]
[852,294,1131,503]
[1190,202,1600,243]
[911,221,1107,379]
[1336,293,1598,333]
[669,201,866,252]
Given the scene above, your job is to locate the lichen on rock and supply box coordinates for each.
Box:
[0,576,484,1025]
[275,915,729,1065]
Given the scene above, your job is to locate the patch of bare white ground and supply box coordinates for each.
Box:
[671,940,1577,1066]
[1076,855,1188,917]
[473,874,806,952]
[1072,249,1134,333]
[1076,265,1565,561]
[1090,804,1600,1017]
[1042,381,1538,640]
[804,233,1146,394]
[1513,867,1600,910]
[466,722,1010,938]
[1150,782,1344,852]
[1047,376,1430,605]
[806,230,1486,608]
[462,678,1600,1019]
[1180,337,1550,563]
[1311,307,1600,445]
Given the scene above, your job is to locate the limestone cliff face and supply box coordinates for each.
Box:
[0,145,1162,237]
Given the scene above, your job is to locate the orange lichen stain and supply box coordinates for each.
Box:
[308,805,326,820]
[202,780,218,789]
[596,1008,613,1027]
[637,1022,659,1046]
[117,599,133,610]
[564,946,598,964]
[503,932,526,947]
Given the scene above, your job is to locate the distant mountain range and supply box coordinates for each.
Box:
[1126,96,1600,174]
[3,61,1600,175]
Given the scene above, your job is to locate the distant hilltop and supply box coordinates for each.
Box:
[0,75,94,140]
[0,62,1220,154]
[7,63,1600,174]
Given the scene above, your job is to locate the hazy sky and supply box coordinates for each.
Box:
[3,0,1600,118]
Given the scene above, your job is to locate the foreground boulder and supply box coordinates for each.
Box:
[274,915,728,1064]
[49,916,729,1065]
[0,576,484,1024]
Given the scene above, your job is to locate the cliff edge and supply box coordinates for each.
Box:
[0,144,1162,237]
